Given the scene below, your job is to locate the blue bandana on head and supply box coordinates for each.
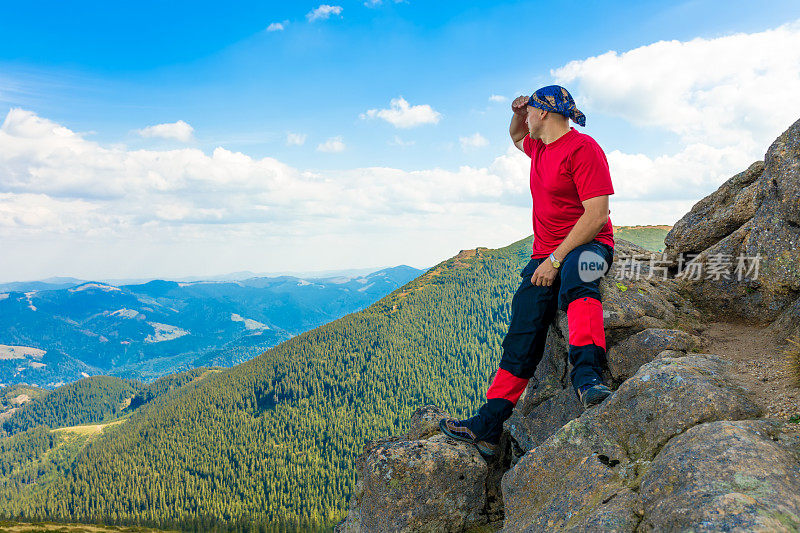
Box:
[527,85,586,127]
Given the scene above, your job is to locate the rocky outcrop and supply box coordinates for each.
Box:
[638,419,800,531]
[340,353,800,532]
[664,118,800,330]
[663,161,765,254]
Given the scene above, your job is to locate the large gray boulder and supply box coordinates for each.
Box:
[336,405,508,533]
[664,118,800,328]
[638,419,800,532]
[500,353,786,533]
[664,161,765,254]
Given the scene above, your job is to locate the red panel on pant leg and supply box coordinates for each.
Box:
[567,299,592,347]
[567,297,606,350]
[486,368,528,404]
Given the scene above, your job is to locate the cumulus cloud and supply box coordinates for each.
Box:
[0,109,298,201]
[316,136,346,152]
[459,133,489,151]
[553,19,800,203]
[136,120,194,142]
[307,5,343,22]
[0,108,533,280]
[361,97,442,128]
[0,109,528,227]
[553,21,800,147]
[489,94,507,103]
[286,132,307,146]
[0,108,527,232]
[266,21,288,32]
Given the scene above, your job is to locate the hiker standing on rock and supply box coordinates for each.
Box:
[440,85,616,457]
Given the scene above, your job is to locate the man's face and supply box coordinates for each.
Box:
[526,105,546,138]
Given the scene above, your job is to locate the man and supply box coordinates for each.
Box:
[439,85,615,458]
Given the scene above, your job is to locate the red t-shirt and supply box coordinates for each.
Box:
[523,128,615,258]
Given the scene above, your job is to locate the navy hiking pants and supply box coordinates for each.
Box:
[469,239,614,442]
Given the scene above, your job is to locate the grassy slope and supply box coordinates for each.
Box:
[613,225,672,251]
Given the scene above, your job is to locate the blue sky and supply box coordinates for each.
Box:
[2,1,800,281]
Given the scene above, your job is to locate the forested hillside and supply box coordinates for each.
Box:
[0,236,534,532]
[1,376,142,436]
[2,369,222,437]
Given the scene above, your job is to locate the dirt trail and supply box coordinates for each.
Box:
[700,321,799,420]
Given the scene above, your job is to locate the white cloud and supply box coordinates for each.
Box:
[316,136,345,152]
[553,20,800,148]
[0,108,300,201]
[389,135,415,147]
[286,132,307,146]
[0,109,528,224]
[605,144,753,203]
[307,5,343,22]
[361,97,441,128]
[459,133,489,151]
[266,21,288,32]
[489,94,507,102]
[0,108,533,281]
[136,120,194,143]
[552,19,800,204]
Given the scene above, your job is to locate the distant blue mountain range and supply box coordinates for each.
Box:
[0,266,424,388]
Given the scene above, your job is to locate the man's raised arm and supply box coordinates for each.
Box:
[510,95,529,152]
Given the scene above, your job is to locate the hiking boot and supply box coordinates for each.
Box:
[438,417,498,458]
[578,383,612,408]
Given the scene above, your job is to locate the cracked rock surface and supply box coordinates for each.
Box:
[500,353,775,532]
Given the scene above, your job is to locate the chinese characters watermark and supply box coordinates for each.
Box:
[614,252,761,282]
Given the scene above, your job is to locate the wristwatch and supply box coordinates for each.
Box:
[549,253,561,269]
